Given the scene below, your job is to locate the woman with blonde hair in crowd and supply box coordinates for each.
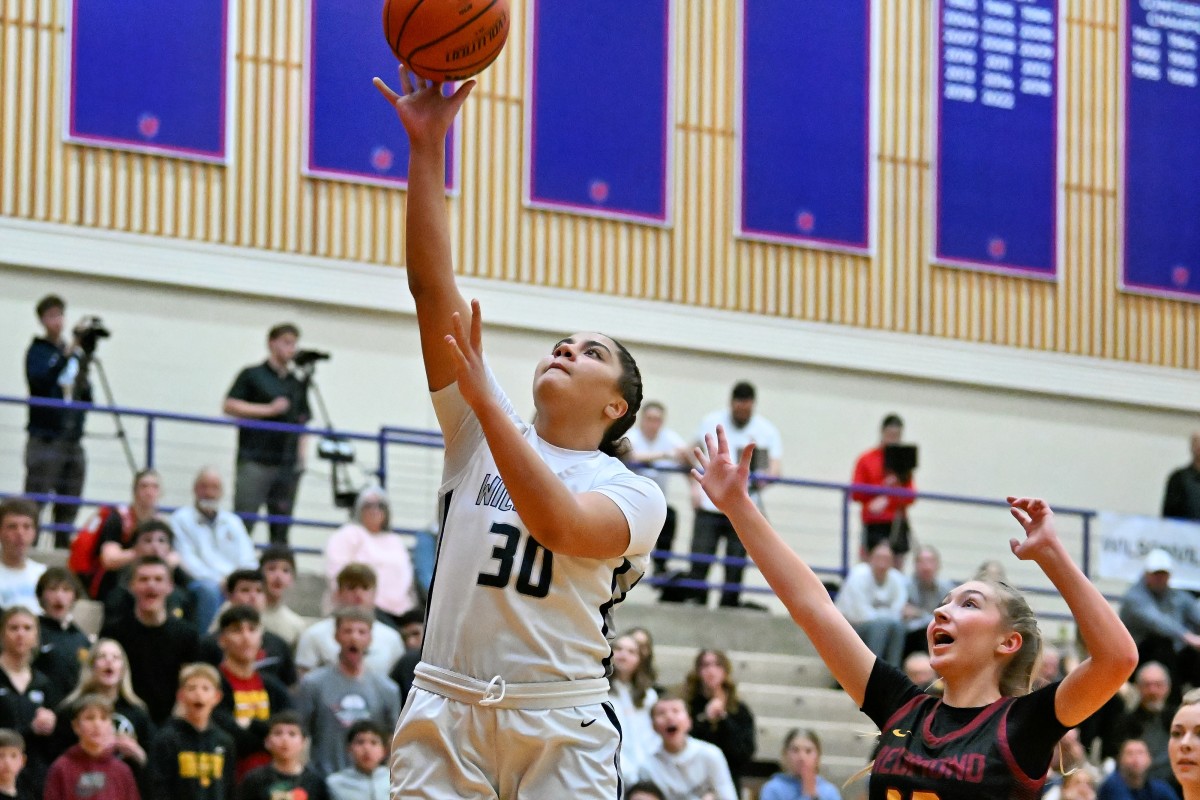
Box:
[609,633,660,783]
[1171,688,1200,800]
[56,639,153,781]
[692,427,1137,800]
[683,648,756,793]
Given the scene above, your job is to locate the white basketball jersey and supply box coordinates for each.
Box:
[421,372,666,684]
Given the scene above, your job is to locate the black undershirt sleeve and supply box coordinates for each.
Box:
[861,658,924,731]
[1004,680,1069,778]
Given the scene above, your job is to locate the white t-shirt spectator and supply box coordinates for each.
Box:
[639,737,737,800]
[169,505,258,583]
[295,617,405,676]
[835,562,908,624]
[0,560,46,613]
[693,410,783,513]
[625,426,687,497]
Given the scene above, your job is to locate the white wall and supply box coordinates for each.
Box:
[0,259,1193,620]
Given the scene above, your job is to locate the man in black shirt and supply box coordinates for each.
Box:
[1162,432,1200,521]
[23,295,91,547]
[100,555,200,725]
[223,323,311,545]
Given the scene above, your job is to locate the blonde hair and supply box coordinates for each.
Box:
[178,662,221,690]
[984,580,1042,697]
[63,638,147,711]
[1182,688,1200,706]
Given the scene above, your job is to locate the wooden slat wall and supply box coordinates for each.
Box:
[1,0,1196,370]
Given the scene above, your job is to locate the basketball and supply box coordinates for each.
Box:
[382,0,510,82]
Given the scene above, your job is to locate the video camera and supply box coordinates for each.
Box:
[293,349,331,368]
[73,315,111,354]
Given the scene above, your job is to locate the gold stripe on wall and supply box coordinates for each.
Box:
[0,0,1197,371]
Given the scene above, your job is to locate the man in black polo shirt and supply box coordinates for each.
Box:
[223,323,311,544]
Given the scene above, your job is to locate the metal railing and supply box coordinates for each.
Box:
[1,394,1104,618]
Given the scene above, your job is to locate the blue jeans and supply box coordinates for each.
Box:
[189,579,224,632]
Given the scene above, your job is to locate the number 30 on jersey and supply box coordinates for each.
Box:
[476,522,554,598]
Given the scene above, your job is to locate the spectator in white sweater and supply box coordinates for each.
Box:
[169,467,258,630]
[639,696,737,800]
[835,540,907,666]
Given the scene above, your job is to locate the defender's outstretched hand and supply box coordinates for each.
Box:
[445,299,492,412]
[692,426,755,511]
[1007,496,1059,562]
[373,65,474,148]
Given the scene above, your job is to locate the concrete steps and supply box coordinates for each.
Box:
[655,644,833,690]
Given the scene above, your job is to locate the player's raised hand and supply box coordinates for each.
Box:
[692,426,755,511]
[373,64,474,147]
[1007,496,1060,562]
[445,299,491,412]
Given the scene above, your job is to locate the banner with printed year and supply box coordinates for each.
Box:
[1097,512,1200,591]
[524,0,672,223]
[934,0,1059,277]
[737,0,873,252]
[67,0,229,161]
[1122,0,1200,300]
[307,0,454,189]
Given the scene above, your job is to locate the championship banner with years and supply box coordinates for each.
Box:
[1097,512,1200,591]
[934,0,1059,277]
[1122,0,1200,300]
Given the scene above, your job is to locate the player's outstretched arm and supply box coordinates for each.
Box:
[443,302,645,561]
[375,66,474,393]
[695,427,876,706]
[1007,496,1138,726]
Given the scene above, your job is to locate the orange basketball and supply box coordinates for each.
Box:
[382,0,510,82]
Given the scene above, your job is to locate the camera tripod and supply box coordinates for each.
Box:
[299,365,360,508]
[84,353,139,476]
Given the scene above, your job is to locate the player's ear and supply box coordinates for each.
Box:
[996,630,1022,656]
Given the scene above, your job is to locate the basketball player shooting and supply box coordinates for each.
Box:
[374,66,666,799]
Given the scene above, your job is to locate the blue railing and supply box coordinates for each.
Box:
[1,394,1104,618]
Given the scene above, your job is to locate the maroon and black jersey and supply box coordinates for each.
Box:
[861,659,1068,800]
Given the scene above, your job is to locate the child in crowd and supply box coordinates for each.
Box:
[0,500,46,613]
[43,695,139,800]
[0,606,60,794]
[324,720,389,800]
[235,711,328,800]
[147,664,234,800]
[638,695,737,800]
[258,546,307,650]
[759,729,841,800]
[198,570,296,686]
[32,568,91,699]
[0,729,31,800]
[211,605,291,781]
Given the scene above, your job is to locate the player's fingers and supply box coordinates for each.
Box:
[690,468,704,483]
[449,79,476,109]
[714,425,729,456]
[693,446,710,469]
[373,77,401,105]
[740,443,756,470]
[1009,506,1032,528]
[399,64,415,95]
[469,299,483,352]
[1009,538,1021,555]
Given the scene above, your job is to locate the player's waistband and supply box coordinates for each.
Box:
[413,662,610,710]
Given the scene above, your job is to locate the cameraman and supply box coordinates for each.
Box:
[223,322,311,544]
[23,294,93,547]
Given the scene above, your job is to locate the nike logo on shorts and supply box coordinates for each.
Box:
[581,719,596,727]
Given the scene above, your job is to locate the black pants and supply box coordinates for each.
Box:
[234,460,301,544]
[24,436,86,548]
[651,505,677,574]
[687,509,746,607]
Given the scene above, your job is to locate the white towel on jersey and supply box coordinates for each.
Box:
[421,367,667,686]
